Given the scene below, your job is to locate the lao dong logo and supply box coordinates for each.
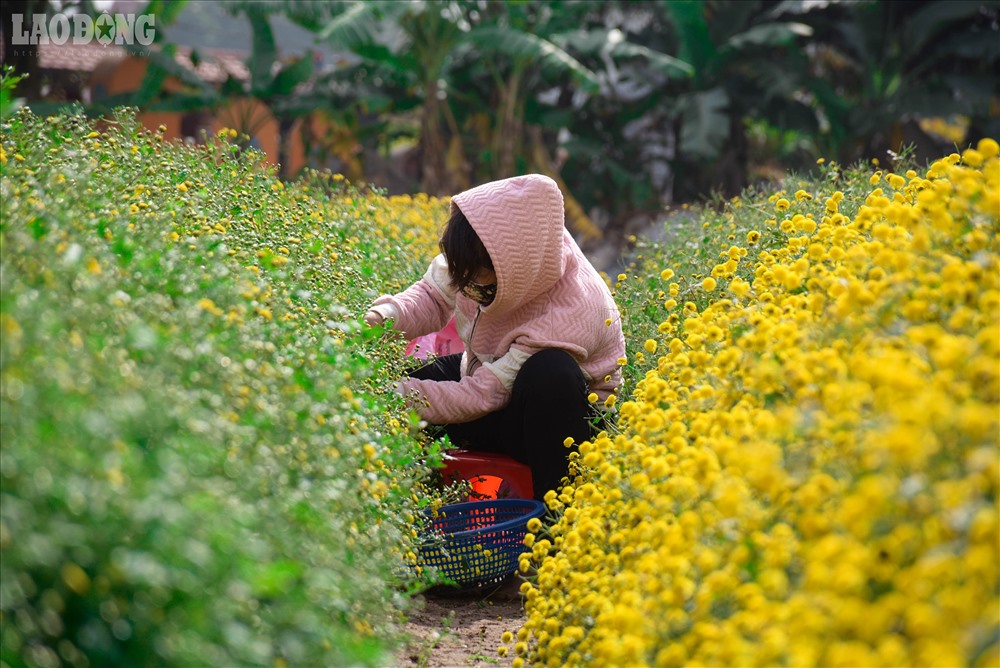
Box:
[11,12,156,47]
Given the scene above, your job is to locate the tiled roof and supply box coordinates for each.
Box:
[171,46,249,83]
[38,42,121,73]
[32,42,249,83]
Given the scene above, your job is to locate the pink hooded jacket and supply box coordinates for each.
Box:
[370,174,626,424]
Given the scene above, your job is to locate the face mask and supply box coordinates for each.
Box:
[460,281,497,306]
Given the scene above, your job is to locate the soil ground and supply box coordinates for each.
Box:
[396,577,524,668]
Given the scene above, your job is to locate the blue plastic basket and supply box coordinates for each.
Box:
[417,499,546,589]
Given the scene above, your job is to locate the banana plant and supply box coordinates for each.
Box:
[109,2,321,179]
[662,0,816,195]
[791,0,1000,164]
[307,0,606,196]
[239,4,316,179]
[304,0,698,244]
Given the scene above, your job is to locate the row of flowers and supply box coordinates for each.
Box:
[510,141,999,666]
[4,104,996,667]
[0,110,449,667]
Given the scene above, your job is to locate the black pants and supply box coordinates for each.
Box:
[409,348,594,501]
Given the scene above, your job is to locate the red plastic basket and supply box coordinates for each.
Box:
[439,449,534,501]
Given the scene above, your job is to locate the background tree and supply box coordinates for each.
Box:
[536,2,699,240]
[308,1,605,194]
[660,0,819,199]
[305,0,616,240]
[1,0,48,101]
[794,0,1000,166]
[240,4,315,180]
[15,0,996,251]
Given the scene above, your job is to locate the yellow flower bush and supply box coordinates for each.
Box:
[512,140,999,667]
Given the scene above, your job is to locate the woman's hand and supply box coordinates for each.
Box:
[363,310,385,327]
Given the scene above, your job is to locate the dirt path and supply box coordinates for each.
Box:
[396,579,524,668]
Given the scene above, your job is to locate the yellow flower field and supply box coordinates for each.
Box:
[3,105,996,667]
[512,141,1000,667]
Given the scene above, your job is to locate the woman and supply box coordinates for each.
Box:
[365,174,625,500]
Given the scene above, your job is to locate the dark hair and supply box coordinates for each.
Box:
[439,207,493,291]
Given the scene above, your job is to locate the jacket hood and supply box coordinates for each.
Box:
[450,174,566,315]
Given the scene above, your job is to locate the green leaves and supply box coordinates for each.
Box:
[679,88,730,160]
[270,53,314,98]
[906,0,989,51]
[247,559,305,598]
[665,0,718,73]
[316,1,382,49]
[607,41,694,80]
[472,27,602,94]
[132,42,216,99]
[139,0,190,32]
[0,66,27,122]
[723,21,813,51]
[246,7,278,98]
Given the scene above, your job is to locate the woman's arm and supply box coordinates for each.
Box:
[369,254,455,339]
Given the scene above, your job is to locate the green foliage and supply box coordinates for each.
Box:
[799,0,1000,162]
[469,27,602,94]
[1,67,27,122]
[0,109,443,667]
[13,1,999,240]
